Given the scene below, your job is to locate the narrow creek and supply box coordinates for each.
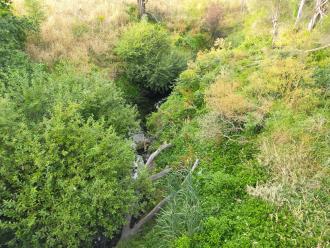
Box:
[93,89,169,248]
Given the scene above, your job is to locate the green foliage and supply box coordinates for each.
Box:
[0,11,31,69]
[24,0,45,27]
[0,0,11,14]
[193,199,308,248]
[140,4,330,246]
[0,10,142,246]
[175,33,211,54]
[0,63,139,135]
[1,1,330,247]
[115,22,187,93]
[1,104,136,247]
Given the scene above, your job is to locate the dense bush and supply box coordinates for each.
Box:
[0,8,141,246]
[0,63,139,135]
[0,68,139,245]
[115,22,187,93]
[0,6,32,70]
[0,104,136,246]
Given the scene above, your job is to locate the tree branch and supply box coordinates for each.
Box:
[119,159,200,242]
[121,196,171,239]
[305,43,330,52]
[190,159,200,174]
[308,0,328,31]
[294,0,306,28]
[149,167,172,181]
[145,143,172,168]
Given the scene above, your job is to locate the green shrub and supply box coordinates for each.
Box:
[115,22,187,93]
[0,104,136,247]
[0,11,32,70]
[0,63,139,135]
[175,33,211,53]
[194,199,309,247]
[0,0,11,12]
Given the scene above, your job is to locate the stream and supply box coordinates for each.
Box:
[93,89,169,248]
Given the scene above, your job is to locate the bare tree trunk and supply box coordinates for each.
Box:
[241,0,247,13]
[120,196,170,240]
[137,0,147,17]
[294,0,306,28]
[272,6,279,46]
[308,0,329,31]
[305,43,330,52]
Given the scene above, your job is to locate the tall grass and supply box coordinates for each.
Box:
[11,0,243,67]
[154,173,202,248]
[12,0,136,66]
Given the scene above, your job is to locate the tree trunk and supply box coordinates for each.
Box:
[294,0,306,28]
[308,0,328,31]
[272,7,279,46]
[145,143,172,168]
[137,0,146,17]
[241,0,247,13]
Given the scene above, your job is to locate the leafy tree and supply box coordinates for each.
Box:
[115,22,187,93]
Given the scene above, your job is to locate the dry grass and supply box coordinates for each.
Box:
[246,57,314,100]
[197,111,224,144]
[247,123,330,243]
[12,0,136,66]
[206,79,253,122]
[11,0,197,65]
[11,0,243,66]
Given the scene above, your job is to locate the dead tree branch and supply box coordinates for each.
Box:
[137,0,147,17]
[308,0,328,31]
[149,167,172,181]
[145,143,172,168]
[305,43,330,52]
[121,196,170,240]
[271,3,280,46]
[119,159,200,242]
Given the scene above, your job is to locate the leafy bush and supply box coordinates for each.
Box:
[0,63,139,135]
[0,11,141,246]
[1,104,136,247]
[0,0,11,12]
[115,22,187,93]
[206,78,253,123]
[0,10,32,70]
[175,33,211,54]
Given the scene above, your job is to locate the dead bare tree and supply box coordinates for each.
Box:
[119,155,200,243]
[137,0,147,17]
[145,143,172,168]
[241,0,247,13]
[271,3,280,46]
[294,0,307,28]
[308,0,329,31]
